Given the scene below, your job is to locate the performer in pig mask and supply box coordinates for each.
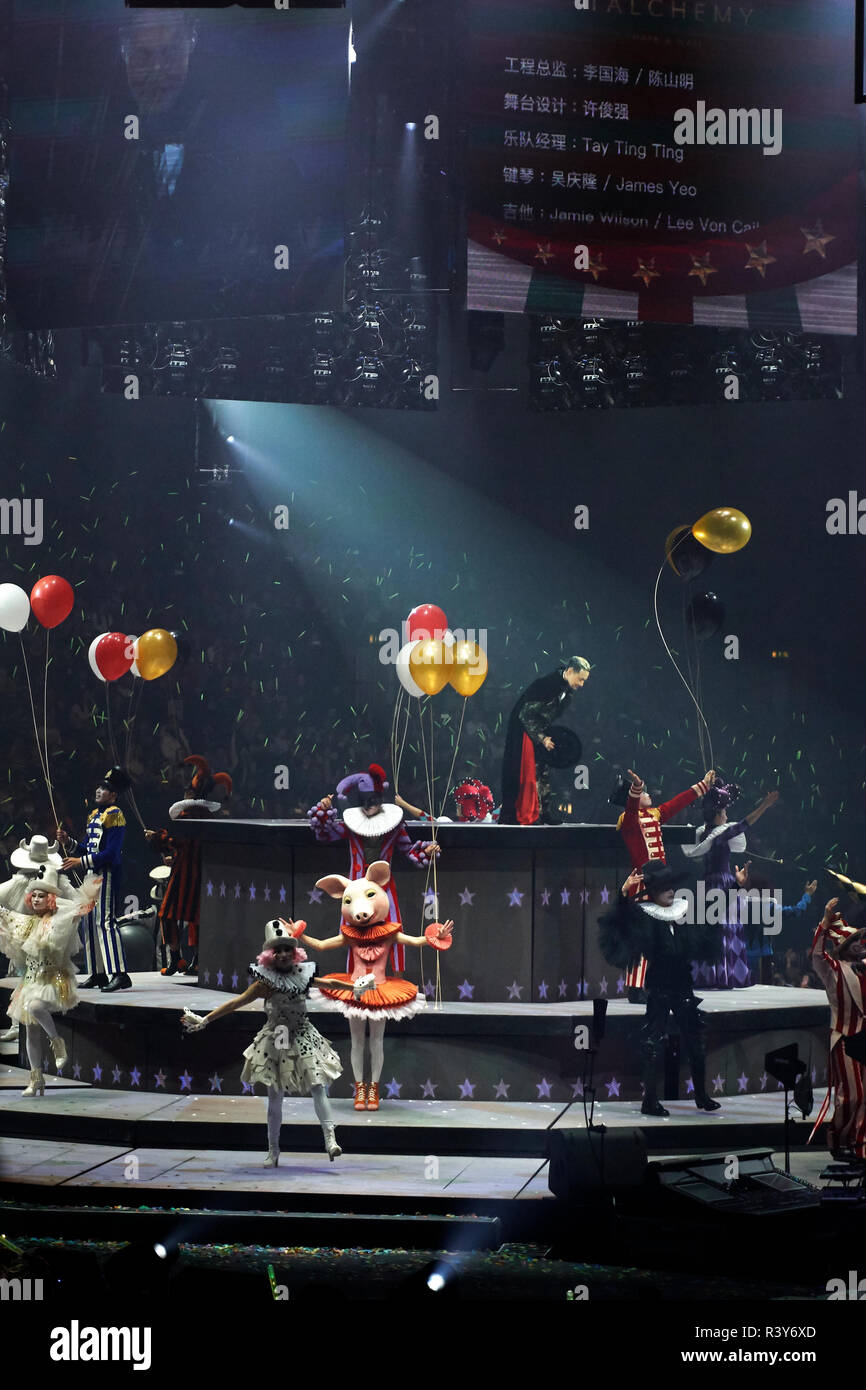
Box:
[284,861,453,1112]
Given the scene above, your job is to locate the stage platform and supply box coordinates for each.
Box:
[0,973,828,1105]
[170,815,708,1006]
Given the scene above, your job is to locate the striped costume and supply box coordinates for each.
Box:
[308,802,435,972]
[152,830,202,949]
[75,806,127,975]
[617,778,709,989]
[809,909,866,1159]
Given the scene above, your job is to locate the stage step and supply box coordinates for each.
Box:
[0,1196,504,1251]
[0,1068,822,1156]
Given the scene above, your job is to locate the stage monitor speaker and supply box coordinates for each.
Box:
[649,1148,820,1217]
[547,1127,647,1200]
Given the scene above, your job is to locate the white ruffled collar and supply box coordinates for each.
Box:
[170,798,220,820]
[639,897,689,923]
[342,804,404,838]
[249,961,315,992]
[682,822,746,859]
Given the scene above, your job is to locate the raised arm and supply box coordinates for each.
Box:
[744,789,779,826]
[809,898,839,991]
[395,824,440,867]
[657,771,713,824]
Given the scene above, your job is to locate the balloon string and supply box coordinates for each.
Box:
[105,681,147,834]
[19,634,54,823]
[681,584,709,771]
[653,560,714,771]
[435,695,467,821]
[41,627,61,828]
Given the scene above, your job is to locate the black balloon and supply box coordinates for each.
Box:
[169,630,191,667]
[669,529,712,581]
[686,592,725,640]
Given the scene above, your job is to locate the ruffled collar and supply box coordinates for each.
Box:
[682,822,745,859]
[340,919,399,942]
[639,898,689,923]
[249,961,315,992]
[170,798,220,820]
[342,804,403,839]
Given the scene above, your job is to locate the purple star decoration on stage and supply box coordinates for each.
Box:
[457,979,475,1000]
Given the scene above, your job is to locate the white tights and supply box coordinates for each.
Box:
[25,1002,58,1070]
[348,1016,386,1084]
[266,1083,333,1153]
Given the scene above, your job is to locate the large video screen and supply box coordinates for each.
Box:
[465,0,857,333]
[6,1,349,329]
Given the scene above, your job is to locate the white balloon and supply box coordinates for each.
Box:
[0,583,30,633]
[396,641,425,698]
[88,633,109,682]
[127,635,141,678]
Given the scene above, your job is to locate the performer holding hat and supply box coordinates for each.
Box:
[609,767,714,1002]
[808,894,866,1161]
[181,918,371,1166]
[599,860,723,1117]
[500,656,590,825]
[58,765,132,993]
[0,868,102,1096]
[0,837,77,1043]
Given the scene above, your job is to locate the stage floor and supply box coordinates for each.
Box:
[0,1056,828,1194]
[1,972,829,1019]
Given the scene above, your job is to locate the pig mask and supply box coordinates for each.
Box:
[317,859,392,927]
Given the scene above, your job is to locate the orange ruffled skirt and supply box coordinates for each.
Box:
[315,975,426,1022]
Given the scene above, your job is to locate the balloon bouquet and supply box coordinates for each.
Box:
[391,602,488,1004]
[657,507,752,769]
[86,628,181,831]
[0,576,75,826]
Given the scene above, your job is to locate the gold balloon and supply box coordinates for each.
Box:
[408,639,451,696]
[449,641,488,697]
[136,628,178,682]
[692,507,752,555]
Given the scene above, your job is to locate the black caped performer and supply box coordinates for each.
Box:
[500,656,590,825]
[598,860,723,1117]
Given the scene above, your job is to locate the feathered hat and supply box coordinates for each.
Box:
[453,778,494,821]
[336,763,389,806]
[700,779,739,826]
[170,755,233,820]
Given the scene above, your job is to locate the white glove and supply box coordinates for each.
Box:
[353,973,376,999]
[182,1008,208,1032]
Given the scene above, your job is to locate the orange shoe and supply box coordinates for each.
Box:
[366,1083,380,1111]
[353,1082,367,1111]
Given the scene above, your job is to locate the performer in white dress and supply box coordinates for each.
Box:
[0,867,102,1096]
[0,835,76,1044]
[181,919,375,1167]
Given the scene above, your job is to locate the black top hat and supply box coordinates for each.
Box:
[99,765,132,794]
[538,725,582,768]
[639,859,690,897]
[609,776,630,809]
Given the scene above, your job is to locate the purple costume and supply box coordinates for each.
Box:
[684,818,752,989]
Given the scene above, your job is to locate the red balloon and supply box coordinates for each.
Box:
[30,575,74,630]
[95,632,134,682]
[407,603,448,642]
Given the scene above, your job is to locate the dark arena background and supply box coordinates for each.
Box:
[0,0,864,1358]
